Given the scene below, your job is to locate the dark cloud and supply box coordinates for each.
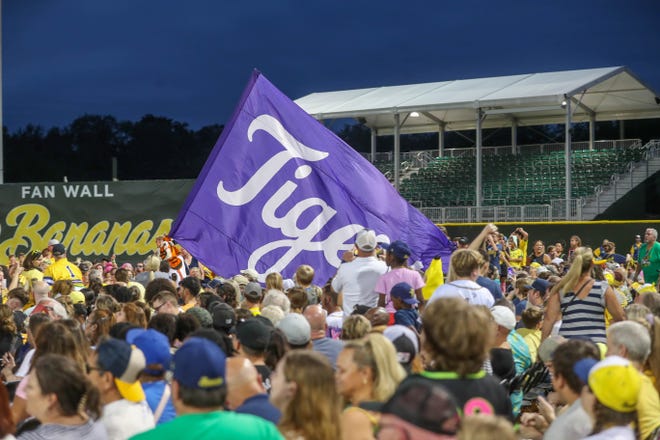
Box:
[4,0,660,131]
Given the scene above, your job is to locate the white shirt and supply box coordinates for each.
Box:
[583,426,635,440]
[15,348,35,378]
[332,256,387,316]
[101,399,154,440]
[428,279,495,307]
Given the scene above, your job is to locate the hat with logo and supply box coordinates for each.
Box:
[51,244,66,257]
[383,325,419,367]
[173,337,226,390]
[382,240,412,261]
[390,282,419,305]
[236,318,273,351]
[95,338,146,402]
[363,376,460,437]
[211,302,236,333]
[244,282,263,302]
[491,305,516,330]
[277,313,311,346]
[240,269,259,282]
[355,229,377,252]
[573,355,640,413]
[126,328,172,376]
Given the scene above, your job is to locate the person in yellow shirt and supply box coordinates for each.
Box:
[506,236,524,270]
[42,244,84,290]
[178,276,201,312]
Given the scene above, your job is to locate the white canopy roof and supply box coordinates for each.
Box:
[295,67,660,135]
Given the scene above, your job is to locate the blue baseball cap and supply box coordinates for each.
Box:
[390,282,419,305]
[382,240,412,261]
[527,278,550,295]
[173,337,226,390]
[126,328,172,375]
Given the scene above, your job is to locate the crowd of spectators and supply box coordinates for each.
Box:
[0,226,658,439]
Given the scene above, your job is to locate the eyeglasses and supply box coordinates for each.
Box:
[85,363,104,374]
[151,302,165,312]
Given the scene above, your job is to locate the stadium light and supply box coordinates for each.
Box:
[409,111,420,117]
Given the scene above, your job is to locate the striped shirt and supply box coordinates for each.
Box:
[559,280,607,343]
[17,420,108,439]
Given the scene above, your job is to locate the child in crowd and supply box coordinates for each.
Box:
[390,282,421,333]
[295,265,323,305]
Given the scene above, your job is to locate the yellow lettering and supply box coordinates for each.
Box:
[107,222,133,254]
[82,221,111,255]
[0,204,50,256]
[66,223,90,255]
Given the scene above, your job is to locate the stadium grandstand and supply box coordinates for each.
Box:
[296,67,660,223]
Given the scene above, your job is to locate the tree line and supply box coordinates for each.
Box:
[3,114,659,183]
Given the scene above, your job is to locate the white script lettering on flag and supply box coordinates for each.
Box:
[217,115,386,281]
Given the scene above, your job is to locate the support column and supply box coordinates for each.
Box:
[370,128,377,164]
[565,99,572,220]
[511,118,518,154]
[394,114,401,191]
[589,114,596,150]
[476,109,483,212]
[438,124,445,157]
[619,120,625,140]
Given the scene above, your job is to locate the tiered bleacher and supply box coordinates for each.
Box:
[399,146,648,207]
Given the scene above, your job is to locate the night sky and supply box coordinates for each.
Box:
[4,0,660,132]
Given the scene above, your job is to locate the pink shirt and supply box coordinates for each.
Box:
[375,268,425,313]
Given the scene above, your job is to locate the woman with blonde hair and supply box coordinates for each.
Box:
[270,350,341,440]
[542,247,625,344]
[341,315,372,341]
[336,333,406,439]
[265,272,284,292]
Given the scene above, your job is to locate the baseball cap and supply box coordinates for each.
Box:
[69,291,86,305]
[528,278,550,295]
[211,302,236,333]
[185,307,213,328]
[208,277,224,289]
[244,282,263,302]
[48,239,60,246]
[383,325,419,366]
[491,305,516,330]
[51,244,66,257]
[365,377,460,437]
[236,318,272,351]
[355,229,377,252]
[551,257,564,265]
[173,337,226,390]
[232,274,249,286]
[539,335,565,363]
[573,355,640,413]
[390,282,419,305]
[126,329,172,375]
[95,338,146,403]
[382,240,412,261]
[277,313,311,346]
[241,269,259,282]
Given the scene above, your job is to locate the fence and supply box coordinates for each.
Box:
[365,138,642,167]
[420,199,583,223]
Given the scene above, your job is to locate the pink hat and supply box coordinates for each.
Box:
[121,263,134,271]
[104,263,114,274]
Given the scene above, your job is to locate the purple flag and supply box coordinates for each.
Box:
[171,71,452,283]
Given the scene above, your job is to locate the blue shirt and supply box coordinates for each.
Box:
[142,380,176,425]
[394,308,421,332]
[235,394,281,425]
[476,276,503,301]
[312,337,344,369]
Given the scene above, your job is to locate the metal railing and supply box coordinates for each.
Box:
[585,139,660,214]
[419,199,583,223]
[364,139,642,163]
